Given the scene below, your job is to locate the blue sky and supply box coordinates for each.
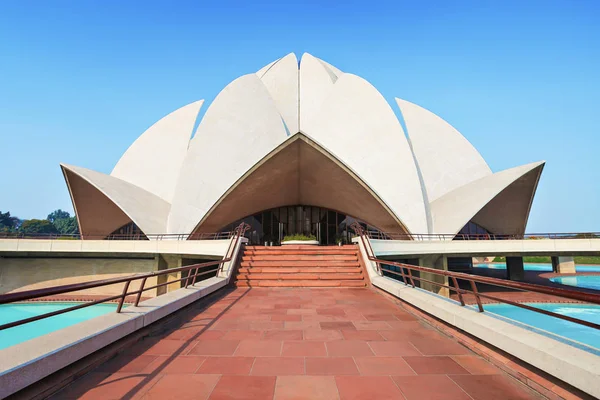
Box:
[1,0,598,232]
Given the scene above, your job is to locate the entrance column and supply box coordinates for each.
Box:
[506,256,524,281]
[418,255,449,297]
[551,256,576,274]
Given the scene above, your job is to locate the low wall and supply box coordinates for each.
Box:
[0,256,158,296]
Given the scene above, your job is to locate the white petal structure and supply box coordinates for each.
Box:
[61,164,170,238]
[61,53,545,240]
[111,100,203,203]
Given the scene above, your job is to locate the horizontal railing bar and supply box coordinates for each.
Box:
[380,265,600,330]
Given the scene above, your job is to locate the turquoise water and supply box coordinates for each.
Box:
[0,302,119,350]
[485,303,600,350]
[550,276,600,291]
[475,263,600,272]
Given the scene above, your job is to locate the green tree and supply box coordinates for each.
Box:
[0,211,19,232]
[47,209,79,235]
[19,219,59,234]
[47,209,71,223]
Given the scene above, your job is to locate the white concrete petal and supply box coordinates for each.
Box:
[431,161,545,235]
[111,100,203,203]
[317,57,343,81]
[168,74,289,234]
[256,58,280,78]
[302,73,428,234]
[299,53,339,131]
[62,164,170,236]
[396,98,492,203]
[257,53,299,134]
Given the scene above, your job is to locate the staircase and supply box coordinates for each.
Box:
[235,245,366,287]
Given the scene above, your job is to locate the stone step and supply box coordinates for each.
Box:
[235,279,366,288]
[243,250,358,256]
[236,272,363,280]
[237,267,362,274]
[240,261,360,268]
[242,255,357,261]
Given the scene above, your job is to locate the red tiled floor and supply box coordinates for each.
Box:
[251,357,305,376]
[354,357,415,376]
[274,376,339,400]
[234,340,282,356]
[209,375,276,399]
[188,340,240,356]
[404,356,470,375]
[368,340,421,356]
[335,376,404,400]
[58,287,540,400]
[143,374,219,400]
[143,355,206,374]
[305,357,359,375]
[393,375,471,400]
[196,357,255,374]
[450,375,538,400]
[282,341,327,356]
[326,340,374,356]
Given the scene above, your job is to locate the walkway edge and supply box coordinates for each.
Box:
[371,275,600,398]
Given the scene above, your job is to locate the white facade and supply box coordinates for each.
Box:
[61,53,544,239]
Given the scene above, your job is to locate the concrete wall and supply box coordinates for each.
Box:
[0,256,158,296]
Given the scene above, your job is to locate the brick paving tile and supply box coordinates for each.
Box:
[450,375,539,400]
[451,355,502,375]
[335,376,404,400]
[142,374,220,400]
[326,340,374,356]
[368,340,421,356]
[354,356,415,376]
[274,376,339,400]
[142,355,206,374]
[250,357,305,376]
[305,357,359,375]
[403,356,470,375]
[282,341,327,356]
[393,375,471,400]
[209,375,276,400]
[57,287,542,400]
[196,357,255,375]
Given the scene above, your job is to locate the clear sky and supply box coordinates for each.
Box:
[1,0,598,233]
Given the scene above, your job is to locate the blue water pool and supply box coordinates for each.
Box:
[550,276,600,291]
[0,302,119,350]
[475,263,600,273]
[484,303,600,350]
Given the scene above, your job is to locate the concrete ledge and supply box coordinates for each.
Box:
[0,277,227,398]
[371,275,600,398]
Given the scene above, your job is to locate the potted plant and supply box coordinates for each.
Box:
[335,234,345,247]
[281,233,319,245]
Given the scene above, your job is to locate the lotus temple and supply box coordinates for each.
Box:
[2,54,600,400]
[61,52,544,244]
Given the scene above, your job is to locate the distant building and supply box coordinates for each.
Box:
[61,53,544,244]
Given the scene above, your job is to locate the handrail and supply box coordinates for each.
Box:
[363,231,600,241]
[350,222,600,331]
[0,223,250,332]
[0,231,236,241]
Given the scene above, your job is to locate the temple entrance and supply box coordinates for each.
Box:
[218,205,381,245]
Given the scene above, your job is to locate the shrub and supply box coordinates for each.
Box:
[282,234,317,242]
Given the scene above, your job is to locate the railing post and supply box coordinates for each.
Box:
[186,268,197,288]
[469,280,484,312]
[134,277,147,307]
[406,268,417,287]
[451,276,465,306]
[117,280,131,313]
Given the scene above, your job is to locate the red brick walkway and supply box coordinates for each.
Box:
[52,288,540,399]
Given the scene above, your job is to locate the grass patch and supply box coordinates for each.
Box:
[282,234,317,242]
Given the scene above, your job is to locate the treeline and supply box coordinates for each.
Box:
[0,209,79,235]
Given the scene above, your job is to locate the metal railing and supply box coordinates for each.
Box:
[351,223,600,331]
[0,231,236,241]
[0,223,250,332]
[364,231,600,241]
